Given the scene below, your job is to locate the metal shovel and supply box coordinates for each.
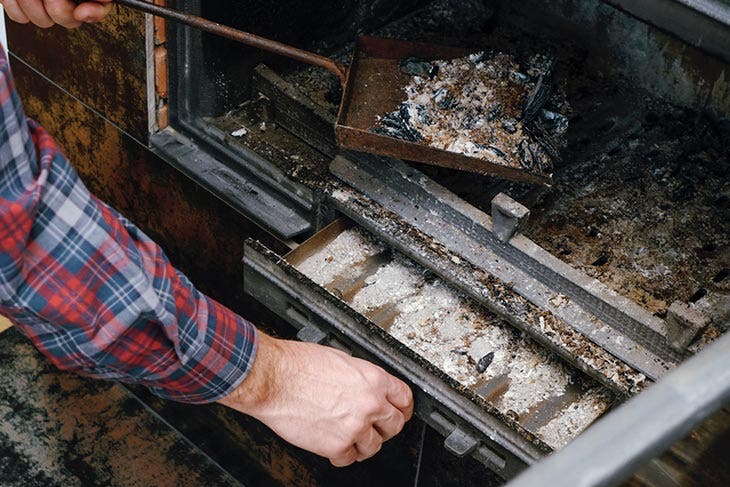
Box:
[115,0,551,185]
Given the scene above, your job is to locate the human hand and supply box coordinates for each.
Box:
[218,332,414,467]
[1,0,112,28]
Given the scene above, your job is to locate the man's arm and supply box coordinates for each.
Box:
[0,4,413,466]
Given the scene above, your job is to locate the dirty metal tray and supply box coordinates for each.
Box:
[335,36,553,186]
[243,220,616,479]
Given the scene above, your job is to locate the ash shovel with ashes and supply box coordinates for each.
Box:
[103,2,559,184]
[371,50,569,183]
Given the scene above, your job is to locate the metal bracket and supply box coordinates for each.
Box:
[150,128,313,240]
[666,301,708,352]
[296,326,328,344]
[491,193,530,243]
[443,426,480,457]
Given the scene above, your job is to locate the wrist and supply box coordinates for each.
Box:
[218,331,281,415]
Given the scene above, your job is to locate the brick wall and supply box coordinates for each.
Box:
[153,0,169,129]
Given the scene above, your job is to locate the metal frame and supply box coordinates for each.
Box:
[507,330,730,487]
[152,0,319,241]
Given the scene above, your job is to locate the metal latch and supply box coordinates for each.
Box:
[296,325,328,344]
[444,426,480,457]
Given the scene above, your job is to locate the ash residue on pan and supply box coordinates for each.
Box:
[294,226,613,450]
[372,51,569,175]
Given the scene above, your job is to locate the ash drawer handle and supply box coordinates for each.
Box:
[429,409,479,457]
[296,326,328,344]
[428,409,507,470]
[444,426,479,457]
[286,304,327,344]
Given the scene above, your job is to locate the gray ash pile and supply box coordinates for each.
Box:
[373,51,569,176]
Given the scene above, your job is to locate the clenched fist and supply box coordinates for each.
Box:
[218,332,414,467]
[1,0,112,28]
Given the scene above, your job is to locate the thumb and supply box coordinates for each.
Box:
[386,376,414,420]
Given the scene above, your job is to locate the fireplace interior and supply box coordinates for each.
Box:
[150,0,730,483]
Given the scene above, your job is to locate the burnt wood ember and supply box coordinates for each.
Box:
[476,351,496,373]
[372,51,567,176]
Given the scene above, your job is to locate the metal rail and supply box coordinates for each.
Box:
[330,154,674,384]
[506,330,730,487]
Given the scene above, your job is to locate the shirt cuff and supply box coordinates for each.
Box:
[144,294,259,404]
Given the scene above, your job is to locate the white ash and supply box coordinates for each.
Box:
[296,230,385,287]
[373,51,567,175]
[537,387,613,450]
[350,259,425,312]
[231,127,248,137]
[295,228,612,449]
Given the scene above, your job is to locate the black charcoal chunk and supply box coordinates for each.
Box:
[372,102,424,142]
[538,109,569,136]
[428,64,440,79]
[487,145,507,158]
[521,54,556,123]
[523,75,553,122]
[468,50,494,64]
[415,105,432,124]
[476,351,495,373]
[510,71,530,84]
[518,139,535,170]
[518,135,554,173]
[433,87,458,109]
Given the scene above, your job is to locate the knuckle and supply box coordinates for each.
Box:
[352,418,371,437]
[9,14,29,23]
[394,413,405,433]
[362,398,385,419]
[359,442,382,461]
[327,439,354,460]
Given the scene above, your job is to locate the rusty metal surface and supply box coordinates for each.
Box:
[7,6,148,140]
[131,2,554,185]
[0,328,241,486]
[335,36,553,185]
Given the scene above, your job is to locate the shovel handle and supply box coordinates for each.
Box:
[113,0,347,84]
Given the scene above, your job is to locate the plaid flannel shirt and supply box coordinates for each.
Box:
[0,46,257,403]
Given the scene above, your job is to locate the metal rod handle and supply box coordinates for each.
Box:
[114,0,347,84]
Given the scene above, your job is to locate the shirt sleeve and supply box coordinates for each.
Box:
[0,47,257,404]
